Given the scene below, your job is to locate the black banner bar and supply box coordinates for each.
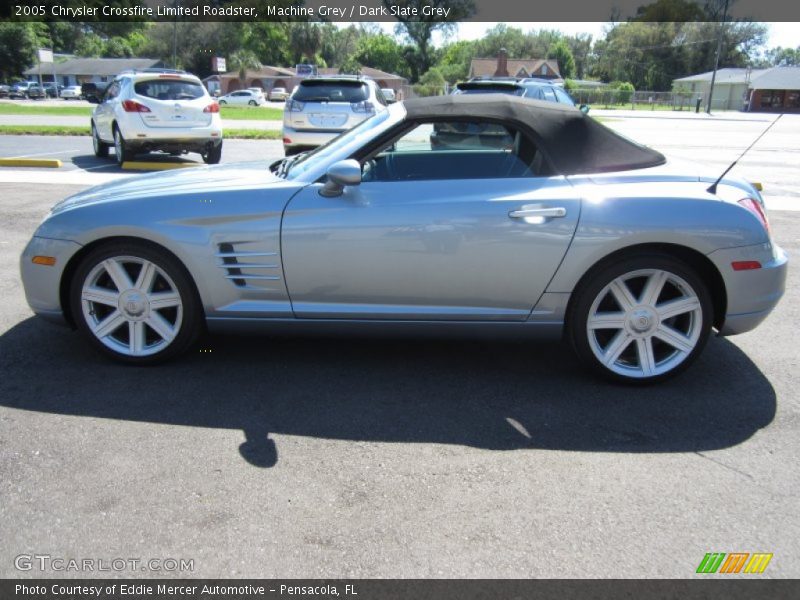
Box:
[3,0,800,23]
[2,580,799,600]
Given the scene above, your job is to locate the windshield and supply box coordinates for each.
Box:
[278,106,401,180]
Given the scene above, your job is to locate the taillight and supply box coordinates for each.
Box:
[121,100,151,113]
[738,197,770,235]
[287,99,305,112]
[204,103,220,113]
[351,101,375,114]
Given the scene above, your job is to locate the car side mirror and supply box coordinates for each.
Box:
[320,159,362,197]
[579,104,590,114]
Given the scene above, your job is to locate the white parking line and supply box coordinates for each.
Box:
[4,149,80,159]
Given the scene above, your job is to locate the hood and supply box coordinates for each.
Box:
[51,161,288,215]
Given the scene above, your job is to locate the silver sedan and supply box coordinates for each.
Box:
[20,95,787,383]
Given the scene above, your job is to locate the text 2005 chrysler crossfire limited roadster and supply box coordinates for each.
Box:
[21,95,787,383]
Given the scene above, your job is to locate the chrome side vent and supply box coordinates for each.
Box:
[218,242,245,287]
[216,243,282,290]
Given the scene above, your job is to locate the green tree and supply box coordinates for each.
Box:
[227,50,261,89]
[566,33,594,80]
[767,46,800,66]
[338,56,362,75]
[0,23,38,80]
[355,34,404,76]
[436,40,477,82]
[74,33,105,58]
[547,39,576,79]
[383,0,476,81]
[104,37,134,58]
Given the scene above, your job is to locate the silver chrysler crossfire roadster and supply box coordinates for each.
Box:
[20,95,787,383]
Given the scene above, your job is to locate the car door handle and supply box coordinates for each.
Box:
[508,207,567,219]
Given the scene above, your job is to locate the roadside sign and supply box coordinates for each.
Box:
[212,57,226,73]
[38,49,53,63]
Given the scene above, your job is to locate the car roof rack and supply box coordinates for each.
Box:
[468,76,521,82]
[117,68,191,76]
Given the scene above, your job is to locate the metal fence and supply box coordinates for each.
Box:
[569,89,701,111]
[398,85,736,111]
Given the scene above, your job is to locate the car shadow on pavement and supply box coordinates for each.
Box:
[0,317,776,468]
[71,154,200,173]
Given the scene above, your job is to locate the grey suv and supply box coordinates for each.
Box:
[282,76,389,155]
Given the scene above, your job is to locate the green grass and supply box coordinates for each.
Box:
[0,124,281,139]
[0,103,92,116]
[219,105,283,120]
[223,128,281,139]
[0,102,284,121]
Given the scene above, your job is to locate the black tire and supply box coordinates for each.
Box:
[113,125,134,166]
[91,122,109,158]
[567,253,713,385]
[219,99,227,105]
[248,99,257,106]
[69,241,203,365]
[202,142,222,165]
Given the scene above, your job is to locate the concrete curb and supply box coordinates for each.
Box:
[0,158,62,168]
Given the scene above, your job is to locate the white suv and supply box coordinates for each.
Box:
[282,76,389,155]
[89,69,223,165]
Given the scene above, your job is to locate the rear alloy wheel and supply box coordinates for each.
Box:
[91,122,109,158]
[113,126,134,166]
[202,141,222,165]
[248,99,257,106]
[70,243,202,364]
[569,255,712,384]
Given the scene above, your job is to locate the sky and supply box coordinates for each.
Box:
[362,21,800,50]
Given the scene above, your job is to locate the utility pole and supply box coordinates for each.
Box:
[706,0,730,114]
[172,0,179,69]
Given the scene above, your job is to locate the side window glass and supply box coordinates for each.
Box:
[362,120,544,182]
[554,88,573,105]
[542,87,557,102]
[104,82,120,102]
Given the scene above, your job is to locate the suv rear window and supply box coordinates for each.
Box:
[454,83,525,96]
[134,79,205,101]
[293,80,368,103]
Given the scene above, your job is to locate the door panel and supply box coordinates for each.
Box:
[281,176,581,321]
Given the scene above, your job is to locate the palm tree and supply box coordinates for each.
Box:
[227,50,261,90]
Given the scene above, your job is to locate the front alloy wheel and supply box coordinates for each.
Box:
[71,243,202,364]
[569,256,712,383]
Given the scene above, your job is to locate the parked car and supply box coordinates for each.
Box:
[43,82,63,98]
[20,95,787,383]
[10,81,39,98]
[60,85,83,100]
[0,83,10,98]
[87,69,223,166]
[454,79,589,113]
[282,76,389,155]
[81,82,107,101]
[217,89,265,106]
[25,84,46,100]
[381,88,397,103]
[268,87,289,101]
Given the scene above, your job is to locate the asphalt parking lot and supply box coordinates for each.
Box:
[0,114,799,578]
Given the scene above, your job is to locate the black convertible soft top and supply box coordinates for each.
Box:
[403,94,666,175]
